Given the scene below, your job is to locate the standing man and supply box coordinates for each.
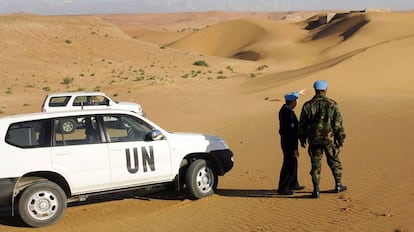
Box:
[277,92,304,195]
[298,80,347,198]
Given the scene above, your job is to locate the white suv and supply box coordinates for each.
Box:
[42,92,146,134]
[0,109,233,227]
[42,92,145,116]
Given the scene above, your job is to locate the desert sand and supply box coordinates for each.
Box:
[0,10,413,232]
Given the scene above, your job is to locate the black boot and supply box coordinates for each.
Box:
[335,182,347,193]
[312,184,320,198]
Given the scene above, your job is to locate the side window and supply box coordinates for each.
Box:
[6,119,51,148]
[73,96,88,106]
[102,115,152,142]
[73,96,109,106]
[93,96,109,106]
[49,96,70,107]
[53,116,101,146]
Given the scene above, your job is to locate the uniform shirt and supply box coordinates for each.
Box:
[279,104,299,151]
[298,94,346,146]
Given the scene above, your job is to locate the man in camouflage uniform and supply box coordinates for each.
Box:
[298,80,347,198]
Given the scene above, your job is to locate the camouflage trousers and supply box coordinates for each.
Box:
[308,144,343,185]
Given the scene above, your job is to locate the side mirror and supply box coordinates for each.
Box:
[148,129,164,141]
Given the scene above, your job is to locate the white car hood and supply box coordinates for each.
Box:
[117,101,140,108]
[168,132,229,152]
[116,101,144,115]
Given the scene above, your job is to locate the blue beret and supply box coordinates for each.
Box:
[313,80,328,90]
[284,92,299,101]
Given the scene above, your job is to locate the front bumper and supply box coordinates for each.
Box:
[210,149,234,175]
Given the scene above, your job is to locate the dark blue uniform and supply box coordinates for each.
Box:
[277,104,301,193]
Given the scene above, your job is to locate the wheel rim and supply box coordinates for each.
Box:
[62,121,74,132]
[196,166,214,193]
[26,190,59,221]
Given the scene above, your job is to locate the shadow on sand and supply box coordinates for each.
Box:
[0,186,173,227]
[0,187,341,227]
[215,188,339,199]
[0,214,25,227]
[216,189,311,199]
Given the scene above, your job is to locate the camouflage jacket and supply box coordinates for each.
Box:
[298,94,346,146]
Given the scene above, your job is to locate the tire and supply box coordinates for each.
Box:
[60,119,76,134]
[17,181,67,227]
[185,159,218,199]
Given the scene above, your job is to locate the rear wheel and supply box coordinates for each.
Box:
[17,181,67,227]
[185,159,218,199]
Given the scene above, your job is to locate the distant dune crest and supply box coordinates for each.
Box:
[304,12,370,41]
[142,12,377,66]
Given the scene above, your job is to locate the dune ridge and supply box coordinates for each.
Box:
[168,19,267,58]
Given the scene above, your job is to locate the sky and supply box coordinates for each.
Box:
[0,0,413,15]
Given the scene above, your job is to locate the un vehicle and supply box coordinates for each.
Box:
[42,92,146,134]
[0,109,233,227]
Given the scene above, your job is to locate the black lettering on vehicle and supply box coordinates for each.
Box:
[142,146,155,172]
[126,148,139,174]
[125,146,155,173]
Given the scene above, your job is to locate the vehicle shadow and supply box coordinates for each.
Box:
[0,213,26,227]
[0,188,341,227]
[0,187,176,227]
[69,186,172,206]
[140,188,188,201]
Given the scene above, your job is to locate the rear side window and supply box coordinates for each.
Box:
[53,116,101,146]
[6,119,51,148]
[72,96,109,106]
[49,96,70,107]
[72,96,89,106]
[91,96,110,105]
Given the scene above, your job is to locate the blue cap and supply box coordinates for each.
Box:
[284,92,299,101]
[313,80,328,90]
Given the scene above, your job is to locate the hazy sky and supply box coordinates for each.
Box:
[0,0,413,15]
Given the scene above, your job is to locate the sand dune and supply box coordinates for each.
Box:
[0,10,413,232]
[168,11,414,70]
[168,19,268,58]
[98,11,300,32]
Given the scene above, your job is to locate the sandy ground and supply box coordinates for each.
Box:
[0,10,413,232]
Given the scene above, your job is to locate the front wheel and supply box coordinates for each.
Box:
[17,181,67,227]
[185,159,218,199]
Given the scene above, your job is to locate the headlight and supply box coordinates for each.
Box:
[207,135,229,148]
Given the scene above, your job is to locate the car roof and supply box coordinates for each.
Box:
[46,92,108,97]
[0,109,138,122]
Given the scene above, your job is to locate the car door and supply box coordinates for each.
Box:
[100,114,173,188]
[51,115,111,194]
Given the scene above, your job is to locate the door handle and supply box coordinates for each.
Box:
[55,152,72,156]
